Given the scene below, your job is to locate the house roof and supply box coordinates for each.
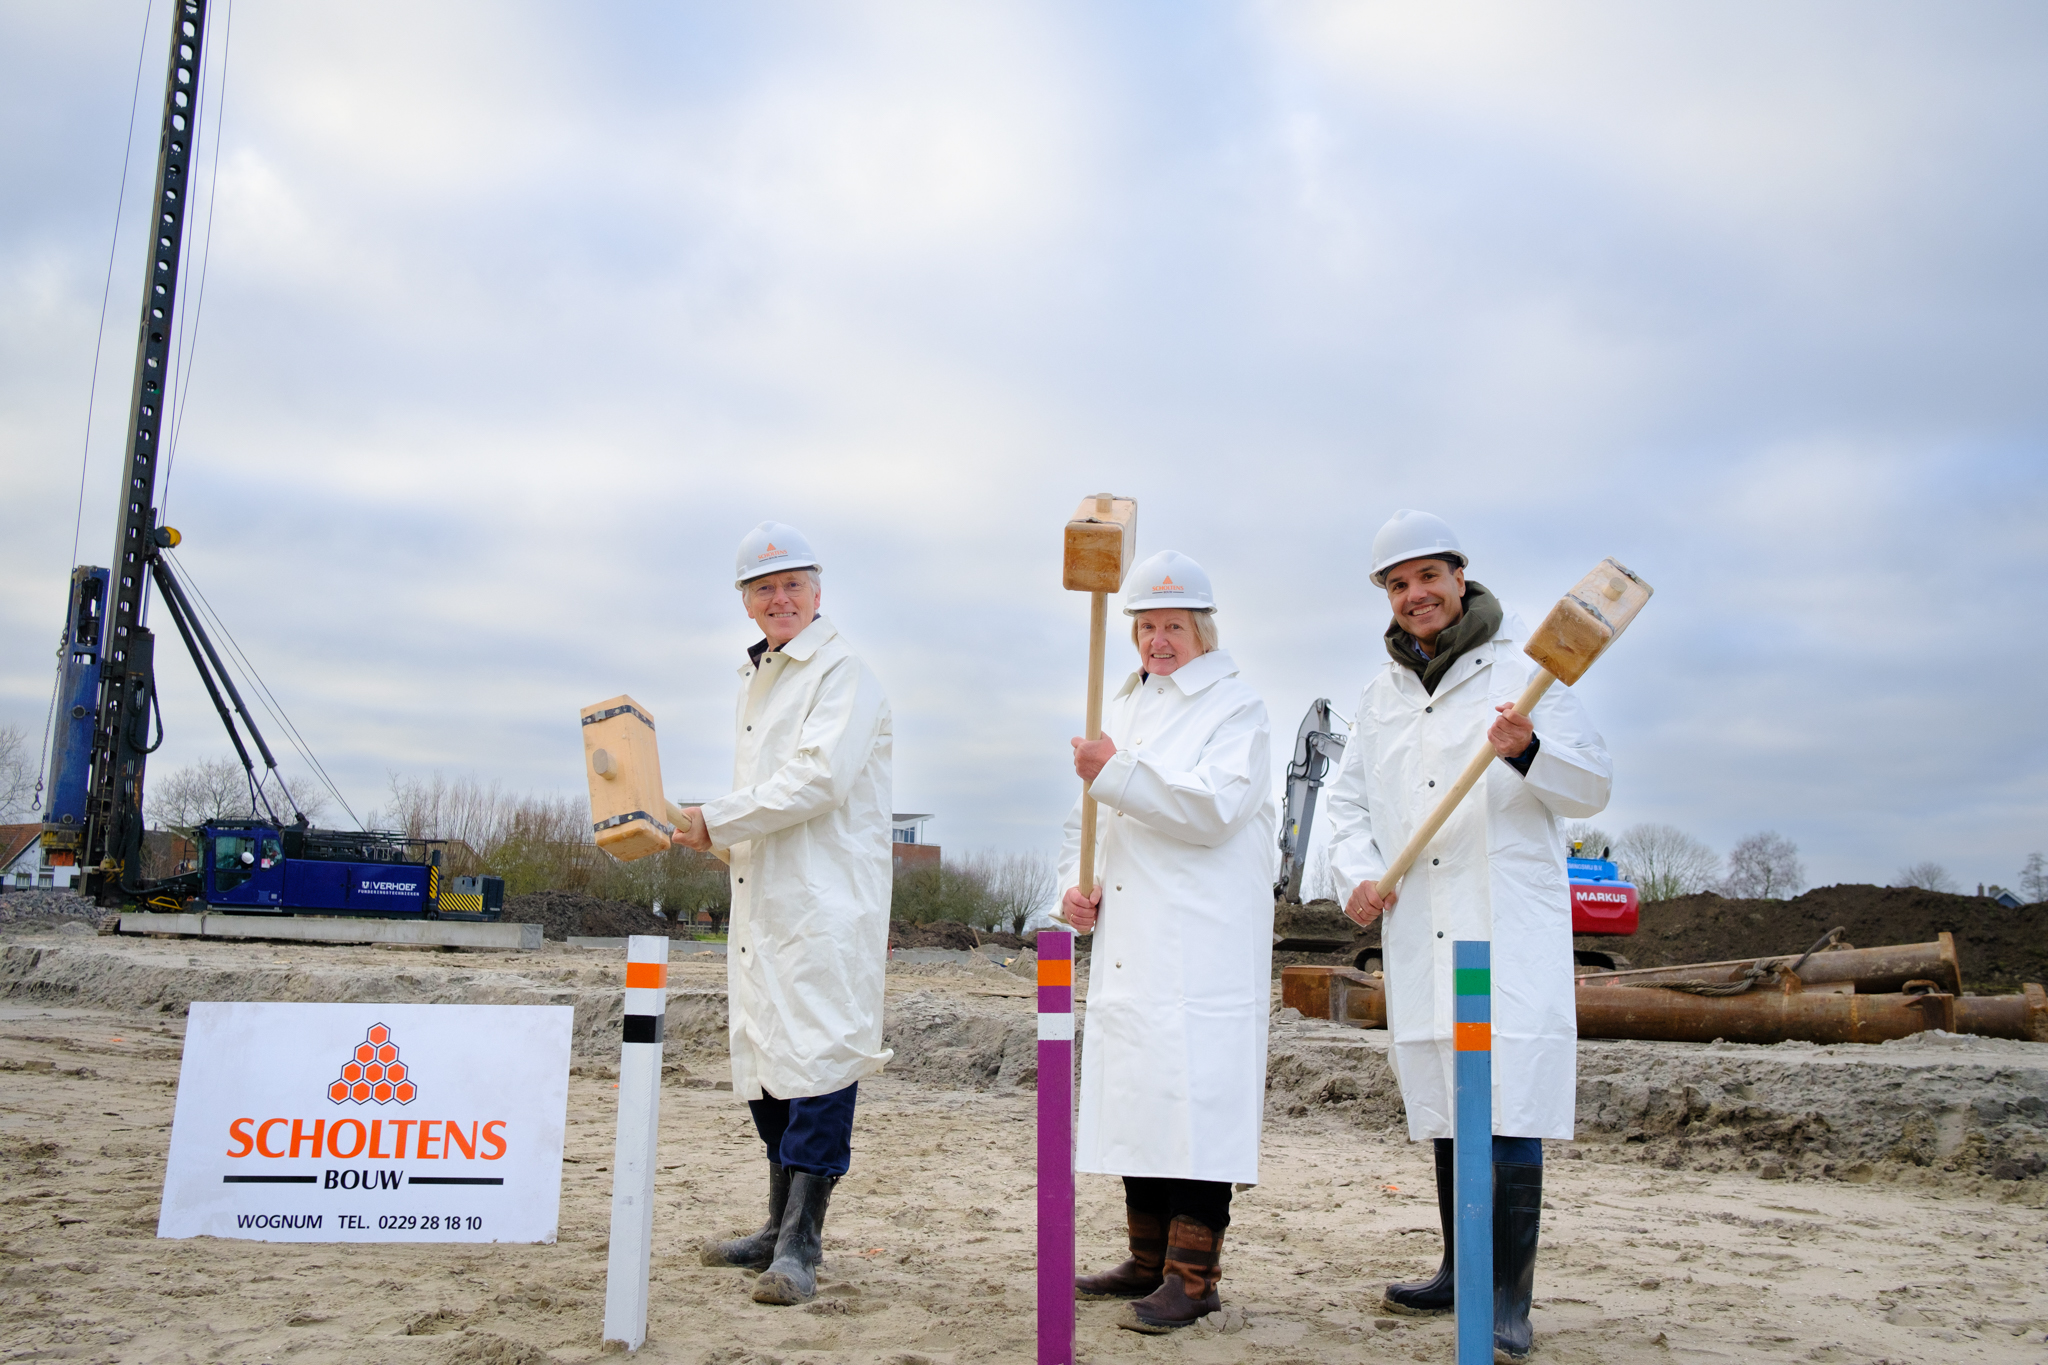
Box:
[0,824,42,872]
[891,813,934,823]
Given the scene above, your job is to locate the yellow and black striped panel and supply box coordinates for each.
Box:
[440,892,485,915]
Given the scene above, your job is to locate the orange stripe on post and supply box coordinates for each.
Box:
[1453,1021,1491,1052]
[1037,958,1073,988]
[625,962,667,990]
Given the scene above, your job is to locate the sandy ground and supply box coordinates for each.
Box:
[3,923,2046,1365]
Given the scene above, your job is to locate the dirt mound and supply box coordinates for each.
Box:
[888,920,1025,950]
[502,889,701,942]
[1613,884,2048,990]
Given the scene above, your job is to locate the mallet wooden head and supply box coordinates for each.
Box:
[580,694,674,862]
[1062,494,1137,593]
[1524,558,1654,685]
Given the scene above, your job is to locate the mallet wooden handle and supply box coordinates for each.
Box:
[1077,589,1109,897]
[1373,669,1556,899]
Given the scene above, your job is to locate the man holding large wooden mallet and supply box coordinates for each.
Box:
[1325,510,1635,1363]
[678,521,895,1308]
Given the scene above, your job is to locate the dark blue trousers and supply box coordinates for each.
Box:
[748,1083,859,1178]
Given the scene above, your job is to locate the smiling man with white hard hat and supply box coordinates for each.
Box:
[1323,510,1613,1361]
[1059,548,1278,1333]
[680,520,894,1307]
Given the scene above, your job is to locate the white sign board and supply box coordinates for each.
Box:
[158,1002,573,1243]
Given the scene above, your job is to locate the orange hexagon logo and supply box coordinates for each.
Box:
[328,1023,417,1106]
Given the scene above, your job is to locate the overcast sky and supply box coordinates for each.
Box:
[4,2,2045,894]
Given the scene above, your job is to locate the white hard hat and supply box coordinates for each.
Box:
[1123,549,1216,614]
[734,521,821,586]
[1369,509,1468,586]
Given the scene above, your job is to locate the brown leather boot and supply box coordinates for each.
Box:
[1120,1215,1222,1333]
[1075,1208,1166,1299]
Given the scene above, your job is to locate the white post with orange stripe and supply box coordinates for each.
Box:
[602,935,669,1351]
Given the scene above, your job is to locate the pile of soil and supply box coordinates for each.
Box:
[1615,884,2048,991]
[888,920,1026,951]
[502,889,704,942]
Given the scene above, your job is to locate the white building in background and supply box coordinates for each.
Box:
[2,824,81,890]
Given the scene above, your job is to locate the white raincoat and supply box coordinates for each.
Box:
[1057,648,1276,1185]
[1325,611,1611,1142]
[700,615,894,1101]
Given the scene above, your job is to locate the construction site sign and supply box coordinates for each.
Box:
[157,1002,574,1243]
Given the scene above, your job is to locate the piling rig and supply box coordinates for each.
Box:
[37,2,499,921]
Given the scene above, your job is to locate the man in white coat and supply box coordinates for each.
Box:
[1059,550,1276,1333]
[679,521,894,1307]
[1325,510,1612,1363]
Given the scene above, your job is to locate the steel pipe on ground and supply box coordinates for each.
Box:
[1575,984,1956,1045]
[1575,933,1961,996]
[1954,984,2048,1042]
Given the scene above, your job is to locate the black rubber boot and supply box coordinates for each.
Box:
[752,1171,836,1305]
[700,1162,790,1269]
[1492,1162,1541,1363]
[1382,1140,1456,1315]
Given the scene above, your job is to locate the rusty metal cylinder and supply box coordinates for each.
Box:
[1280,965,1386,1027]
[1574,983,1957,1045]
[1576,933,1960,996]
[1954,984,2048,1042]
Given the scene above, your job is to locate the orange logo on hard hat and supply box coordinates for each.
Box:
[757,543,786,561]
[1153,576,1183,594]
[327,1023,416,1106]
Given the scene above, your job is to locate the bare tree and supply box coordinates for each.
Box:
[148,757,255,831]
[978,850,1058,934]
[2020,853,2047,905]
[1560,820,1616,860]
[1615,824,1722,901]
[0,723,36,820]
[1893,861,1958,893]
[1722,832,1805,900]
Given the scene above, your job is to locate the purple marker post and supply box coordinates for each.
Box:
[1037,928,1075,1365]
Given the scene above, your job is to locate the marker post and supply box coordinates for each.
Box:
[602,934,670,1352]
[1036,929,1076,1365]
[1453,940,1493,1365]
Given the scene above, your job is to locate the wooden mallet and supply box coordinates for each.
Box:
[1062,494,1138,914]
[1372,558,1653,901]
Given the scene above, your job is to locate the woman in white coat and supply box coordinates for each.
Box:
[1325,510,1612,1363]
[1058,549,1276,1333]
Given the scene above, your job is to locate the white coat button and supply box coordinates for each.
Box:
[1437,931,1444,939]
[1432,858,1439,866]
[1115,961,1122,968]
[1156,687,1164,694]
[1426,706,1433,713]
[1116,885,1123,891]
[1428,780,1435,787]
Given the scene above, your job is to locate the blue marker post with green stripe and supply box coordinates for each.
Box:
[1453,940,1493,1365]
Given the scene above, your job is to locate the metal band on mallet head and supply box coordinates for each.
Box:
[1036,930,1076,1365]
[1453,940,1493,1365]
[602,934,670,1352]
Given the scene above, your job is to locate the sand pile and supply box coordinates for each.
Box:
[1264,1015,2048,1182]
